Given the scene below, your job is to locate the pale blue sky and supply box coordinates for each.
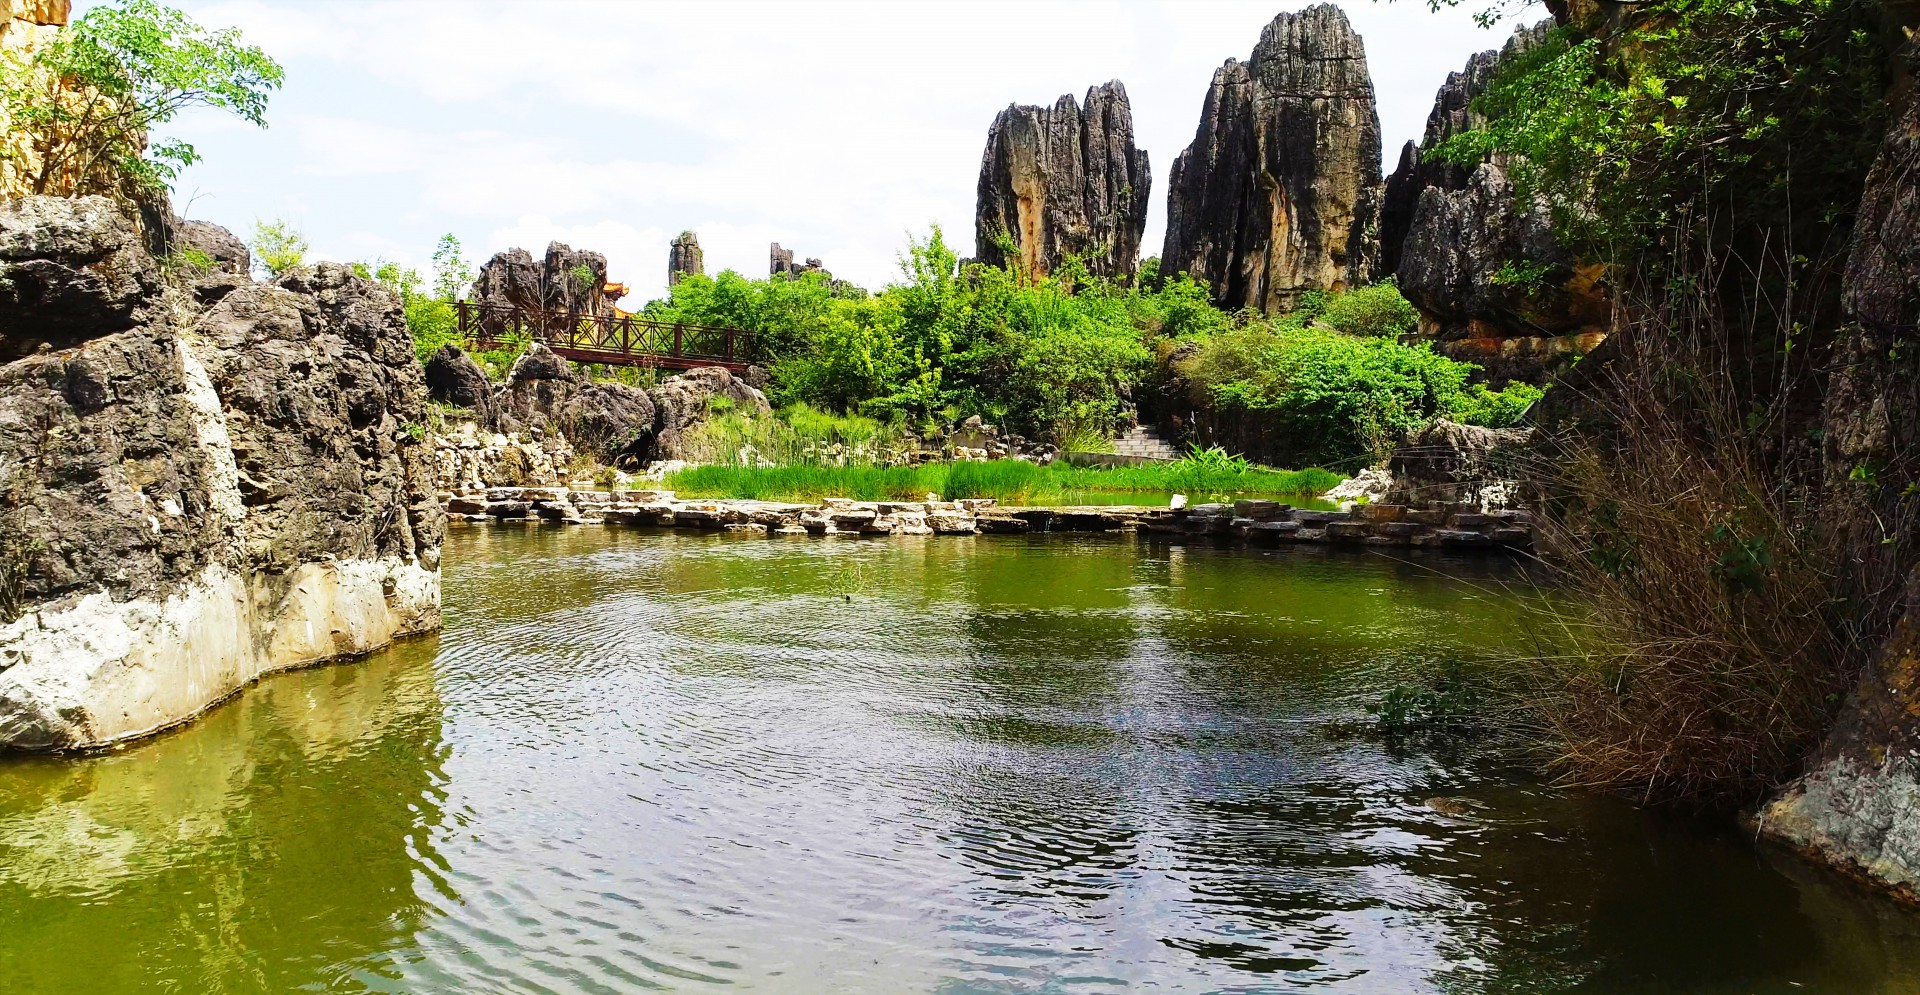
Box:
[141,0,1544,304]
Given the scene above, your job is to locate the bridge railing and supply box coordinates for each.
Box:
[456,301,757,370]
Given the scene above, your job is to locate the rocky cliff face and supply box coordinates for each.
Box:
[668,231,703,287]
[1160,5,1381,312]
[974,80,1151,282]
[1760,42,1920,902]
[1,1,71,201]
[0,195,443,750]
[1382,22,1607,386]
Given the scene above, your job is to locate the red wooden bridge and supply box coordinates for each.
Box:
[457,302,757,373]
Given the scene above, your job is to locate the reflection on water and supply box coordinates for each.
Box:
[1,525,1917,993]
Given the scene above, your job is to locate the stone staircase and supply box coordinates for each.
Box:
[1110,425,1180,461]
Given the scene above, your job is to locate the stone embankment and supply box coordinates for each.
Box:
[441,488,1533,550]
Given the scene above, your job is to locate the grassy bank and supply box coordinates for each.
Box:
[658,459,1342,505]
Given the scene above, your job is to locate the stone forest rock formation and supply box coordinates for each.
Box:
[470,242,613,317]
[1759,37,1920,903]
[1160,5,1381,312]
[1381,22,1608,386]
[668,231,703,286]
[770,243,830,279]
[973,80,1151,282]
[0,195,443,750]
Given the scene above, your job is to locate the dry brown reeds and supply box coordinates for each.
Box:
[1513,269,1865,806]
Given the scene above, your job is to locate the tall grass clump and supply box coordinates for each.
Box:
[1519,289,1860,805]
[661,457,1341,505]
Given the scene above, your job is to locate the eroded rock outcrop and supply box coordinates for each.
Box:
[483,342,770,467]
[0,196,443,750]
[974,80,1151,282]
[1760,40,1920,902]
[1382,22,1607,386]
[423,342,494,419]
[0,195,161,360]
[1160,5,1381,312]
[668,231,703,287]
[470,241,613,317]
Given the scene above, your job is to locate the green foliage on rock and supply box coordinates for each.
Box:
[249,217,305,278]
[1,0,282,198]
[1175,322,1535,465]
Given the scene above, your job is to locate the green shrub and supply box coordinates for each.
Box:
[1314,282,1420,337]
[1178,325,1477,465]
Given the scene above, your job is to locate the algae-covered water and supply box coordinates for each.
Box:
[2,526,1916,993]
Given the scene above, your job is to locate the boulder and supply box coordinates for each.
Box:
[0,194,162,361]
[0,214,442,750]
[507,339,576,383]
[648,365,771,460]
[974,80,1151,282]
[470,246,543,312]
[424,343,494,414]
[470,242,613,319]
[1160,5,1381,312]
[168,216,251,275]
[1390,418,1532,486]
[538,241,610,315]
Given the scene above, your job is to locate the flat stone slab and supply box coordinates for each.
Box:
[441,490,1533,552]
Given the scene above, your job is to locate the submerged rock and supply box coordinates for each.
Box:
[1160,4,1382,312]
[974,79,1151,282]
[0,203,443,750]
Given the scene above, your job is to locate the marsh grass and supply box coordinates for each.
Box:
[660,459,1341,505]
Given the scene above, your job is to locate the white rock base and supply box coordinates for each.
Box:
[0,557,440,750]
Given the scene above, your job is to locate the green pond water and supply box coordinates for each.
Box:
[2,526,1918,993]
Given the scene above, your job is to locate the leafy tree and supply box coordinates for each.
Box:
[1,0,283,197]
[430,233,470,303]
[249,217,305,278]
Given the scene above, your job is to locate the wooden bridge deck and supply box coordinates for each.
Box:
[457,302,757,372]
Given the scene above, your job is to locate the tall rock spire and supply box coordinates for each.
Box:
[1160,4,1382,312]
[973,80,1151,282]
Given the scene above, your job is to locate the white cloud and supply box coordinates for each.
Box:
[159,0,1546,303]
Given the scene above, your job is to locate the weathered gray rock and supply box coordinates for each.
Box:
[424,343,494,416]
[470,246,542,311]
[168,216,250,275]
[668,231,703,286]
[648,365,771,460]
[0,195,162,361]
[1383,22,1604,386]
[1160,5,1381,311]
[1761,38,1920,904]
[0,210,443,750]
[470,241,612,318]
[974,80,1151,282]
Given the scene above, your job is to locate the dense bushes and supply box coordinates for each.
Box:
[1173,321,1541,466]
[643,227,1533,467]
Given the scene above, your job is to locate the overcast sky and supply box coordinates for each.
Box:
[154,0,1544,305]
